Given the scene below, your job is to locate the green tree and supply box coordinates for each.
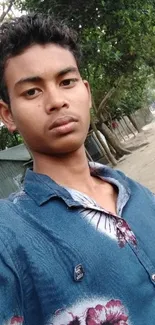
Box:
[0,125,23,150]
[19,0,155,80]
[10,0,155,162]
[0,0,21,23]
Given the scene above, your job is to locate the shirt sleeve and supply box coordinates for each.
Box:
[0,240,23,325]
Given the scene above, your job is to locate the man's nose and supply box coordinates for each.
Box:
[45,87,69,114]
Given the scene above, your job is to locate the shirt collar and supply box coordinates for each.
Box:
[24,169,81,207]
[23,162,130,208]
[89,162,130,215]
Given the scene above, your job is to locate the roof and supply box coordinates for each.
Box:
[0,144,31,161]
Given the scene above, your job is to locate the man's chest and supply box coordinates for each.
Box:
[15,203,155,325]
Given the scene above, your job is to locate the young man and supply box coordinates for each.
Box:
[0,13,155,325]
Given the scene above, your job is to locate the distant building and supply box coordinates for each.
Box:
[0,144,32,198]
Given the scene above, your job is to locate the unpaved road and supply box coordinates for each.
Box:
[116,121,155,192]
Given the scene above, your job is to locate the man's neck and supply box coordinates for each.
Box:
[32,146,95,192]
[32,146,117,214]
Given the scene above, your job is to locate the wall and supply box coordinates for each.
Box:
[131,107,154,128]
[0,160,26,198]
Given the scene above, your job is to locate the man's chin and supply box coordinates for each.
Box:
[29,136,86,157]
[46,138,86,156]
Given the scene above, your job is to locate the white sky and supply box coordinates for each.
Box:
[0,1,24,19]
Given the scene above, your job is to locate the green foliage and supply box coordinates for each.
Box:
[12,0,155,118]
[0,1,23,150]
[0,125,23,150]
[0,0,22,23]
[108,66,152,119]
[145,75,155,105]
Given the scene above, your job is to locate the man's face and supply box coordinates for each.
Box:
[2,44,91,156]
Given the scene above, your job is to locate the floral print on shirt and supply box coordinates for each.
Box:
[67,188,137,248]
[5,316,24,325]
[49,298,130,325]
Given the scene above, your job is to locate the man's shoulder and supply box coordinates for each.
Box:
[97,162,154,198]
[114,168,155,205]
[0,191,30,246]
[0,196,15,211]
[0,190,26,217]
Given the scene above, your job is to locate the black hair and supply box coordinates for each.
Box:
[0,13,82,104]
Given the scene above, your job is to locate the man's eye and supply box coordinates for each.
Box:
[61,79,78,87]
[24,88,41,97]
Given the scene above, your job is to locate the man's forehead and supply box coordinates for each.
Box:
[5,43,78,86]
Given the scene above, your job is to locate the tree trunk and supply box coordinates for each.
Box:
[97,121,131,158]
[91,118,117,166]
[0,0,15,23]
[109,144,117,157]
[115,120,125,141]
[119,119,129,139]
[127,114,141,133]
[94,130,117,166]
[92,133,110,164]
[122,116,135,137]
[85,148,93,161]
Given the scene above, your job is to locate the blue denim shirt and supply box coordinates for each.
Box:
[0,162,155,325]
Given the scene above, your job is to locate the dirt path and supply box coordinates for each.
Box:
[116,121,155,192]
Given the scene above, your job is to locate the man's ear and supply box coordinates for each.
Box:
[83,80,92,109]
[0,100,17,133]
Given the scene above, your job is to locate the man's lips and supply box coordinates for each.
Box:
[49,116,78,130]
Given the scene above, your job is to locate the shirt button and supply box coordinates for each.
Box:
[151,274,155,281]
[74,264,84,281]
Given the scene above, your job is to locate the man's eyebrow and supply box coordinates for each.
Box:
[14,66,79,88]
[57,66,79,77]
[15,76,42,88]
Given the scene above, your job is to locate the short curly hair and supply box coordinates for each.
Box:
[0,13,82,104]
